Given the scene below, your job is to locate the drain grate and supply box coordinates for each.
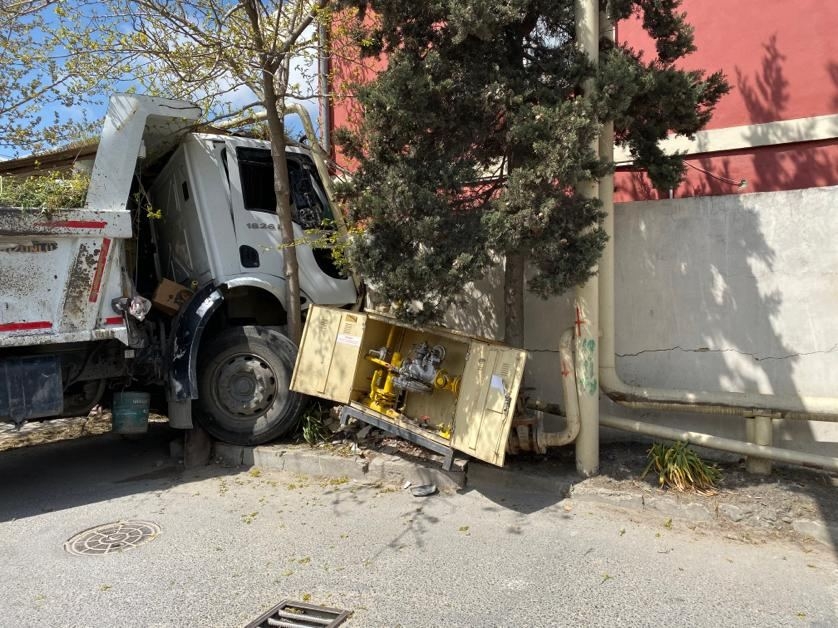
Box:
[245,600,350,628]
[64,520,160,556]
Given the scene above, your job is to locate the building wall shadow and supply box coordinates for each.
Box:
[525,35,838,551]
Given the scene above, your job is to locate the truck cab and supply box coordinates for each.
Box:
[0,94,357,445]
[149,134,355,310]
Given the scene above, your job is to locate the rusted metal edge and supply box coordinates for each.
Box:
[244,599,350,628]
[602,387,838,422]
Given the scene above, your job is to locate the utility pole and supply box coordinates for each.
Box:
[573,0,600,476]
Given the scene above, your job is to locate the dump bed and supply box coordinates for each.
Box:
[0,207,131,347]
[1,94,202,349]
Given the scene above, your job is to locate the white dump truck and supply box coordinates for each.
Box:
[0,94,357,444]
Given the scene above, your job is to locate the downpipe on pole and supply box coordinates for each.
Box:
[594,7,838,424]
[541,329,581,448]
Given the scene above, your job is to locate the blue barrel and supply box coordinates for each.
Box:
[112,392,150,434]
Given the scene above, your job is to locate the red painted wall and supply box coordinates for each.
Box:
[615,0,838,200]
[328,11,386,170]
[616,141,838,201]
[617,0,838,128]
[329,3,838,198]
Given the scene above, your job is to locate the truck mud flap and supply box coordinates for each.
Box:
[169,283,224,401]
[0,356,63,424]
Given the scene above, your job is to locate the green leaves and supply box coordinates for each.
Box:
[338,0,727,326]
[0,170,90,211]
[300,402,332,446]
[600,43,729,190]
[1,0,333,155]
[0,2,103,154]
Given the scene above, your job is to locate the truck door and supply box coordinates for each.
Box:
[224,145,282,276]
[225,144,355,305]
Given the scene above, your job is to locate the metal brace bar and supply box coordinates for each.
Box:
[339,405,457,471]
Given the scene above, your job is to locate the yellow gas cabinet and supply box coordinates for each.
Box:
[290,306,527,469]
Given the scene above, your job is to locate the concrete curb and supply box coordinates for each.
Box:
[466,461,575,496]
[792,519,838,548]
[213,442,467,491]
[570,486,714,522]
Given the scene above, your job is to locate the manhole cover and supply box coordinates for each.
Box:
[64,520,160,556]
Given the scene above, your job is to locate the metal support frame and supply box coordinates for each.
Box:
[746,415,774,475]
[339,404,455,471]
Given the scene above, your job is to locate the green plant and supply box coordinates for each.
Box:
[642,441,722,495]
[0,170,90,212]
[281,219,363,276]
[131,191,163,220]
[339,0,729,334]
[300,402,332,446]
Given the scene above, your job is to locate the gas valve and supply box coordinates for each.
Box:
[394,342,460,395]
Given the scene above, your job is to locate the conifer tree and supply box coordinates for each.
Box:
[338,0,728,345]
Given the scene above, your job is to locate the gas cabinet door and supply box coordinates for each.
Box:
[291,306,366,403]
[451,342,527,466]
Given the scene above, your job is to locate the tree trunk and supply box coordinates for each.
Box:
[504,132,527,348]
[504,251,525,348]
[262,73,303,344]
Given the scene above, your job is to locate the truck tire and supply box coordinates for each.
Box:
[196,326,304,445]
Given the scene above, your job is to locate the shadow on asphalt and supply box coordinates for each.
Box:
[461,440,837,552]
[464,448,578,515]
[0,423,239,523]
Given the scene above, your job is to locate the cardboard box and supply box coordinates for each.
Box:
[152,278,193,316]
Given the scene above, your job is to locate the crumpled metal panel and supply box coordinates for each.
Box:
[0,208,131,347]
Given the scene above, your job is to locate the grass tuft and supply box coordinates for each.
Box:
[642,441,721,495]
[300,401,332,446]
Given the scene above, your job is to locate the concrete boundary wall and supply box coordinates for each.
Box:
[443,185,838,457]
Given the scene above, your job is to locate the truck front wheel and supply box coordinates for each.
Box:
[196,326,304,445]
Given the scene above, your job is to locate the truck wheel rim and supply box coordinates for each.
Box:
[214,354,277,418]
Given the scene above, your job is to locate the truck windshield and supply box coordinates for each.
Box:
[236,146,335,229]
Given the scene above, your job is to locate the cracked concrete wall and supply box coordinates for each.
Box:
[613,186,838,400]
[452,185,838,457]
[604,185,838,456]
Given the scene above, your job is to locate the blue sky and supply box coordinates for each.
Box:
[1,3,322,158]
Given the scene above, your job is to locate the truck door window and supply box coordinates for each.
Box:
[235,146,335,229]
[237,147,275,212]
[288,157,334,229]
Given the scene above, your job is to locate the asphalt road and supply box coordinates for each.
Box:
[1,426,836,627]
